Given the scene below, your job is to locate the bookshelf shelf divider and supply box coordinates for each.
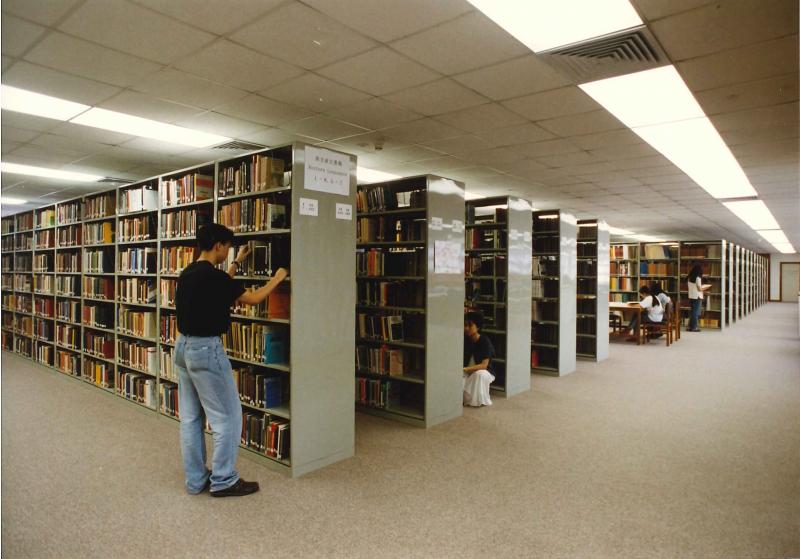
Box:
[465,196,532,397]
[356,175,465,427]
[531,210,576,377]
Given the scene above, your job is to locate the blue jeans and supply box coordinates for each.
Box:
[174,335,242,493]
[689,299,702,330]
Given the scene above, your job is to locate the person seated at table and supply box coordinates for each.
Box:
[650,282,672,308]
[626,285,663,342]
[463,311,495,407]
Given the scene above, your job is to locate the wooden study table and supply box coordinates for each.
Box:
[609,301,643,345]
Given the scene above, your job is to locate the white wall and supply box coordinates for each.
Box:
[770,254,800,300]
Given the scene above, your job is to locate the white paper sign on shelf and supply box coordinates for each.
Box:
[299,197,318,217]
[335,203,352,220]
[430,216,443,230]
[434,240,463,274]
[523,231,532,243]
[452,219,464,233]
[304,146,351,196]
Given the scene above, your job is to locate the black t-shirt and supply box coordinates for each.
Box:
[463,334,495,374]
[176,261,245,337]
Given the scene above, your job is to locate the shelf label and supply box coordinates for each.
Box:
[434,240,463,274]
[304,146,351,196]
[452,219,464,233]
[430,216,443,230]
[524,231,532,243]
[299,197,318,217]
[335,203,352,220]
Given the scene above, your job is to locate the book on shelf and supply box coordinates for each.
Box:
[233,366,284,409]
[356,313,406,342]
[83,193,116,220]
[161,172,213,207]
[160,246,195,275]
[267,285,290,319]
[117,308,157,338]
[119,184,158,214]
[357,281,424,308]
[611,245,638,260]
[84,222,114,245]
[159,384,180,418]
[160,313,178,344]
[117,339,158,372]
[222,238,289,276]
[221,322,287,364]
[56,324,80,348]
[218,154,285,196]
[84,248,114,273]
[84,330,114,359]
[117,277,157,305]
[356,345,423,378]
[83,276,114,300]
[162,208,210,239]
[116,371,156,408]
[217,199,287,232]
[35,208,56,228]
[241,412,289,459]
[119,214,157,242]
[83,303,114,329]
[356,248,425,277]
[56,225,81,247]
[355,377,389,408]
[57,350,80,374]
[357,217,425,243]
[118,247,157,274]
[82,358,114,388]
[356,187,425,213]
[57,201,80,225]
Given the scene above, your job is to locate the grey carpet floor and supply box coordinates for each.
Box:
[2,303,799,559]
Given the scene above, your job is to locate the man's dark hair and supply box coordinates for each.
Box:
[465,310,484,330]
[638,284,660,306]
[197,223,234,251]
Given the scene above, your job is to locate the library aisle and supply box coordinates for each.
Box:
[2,303,799,558]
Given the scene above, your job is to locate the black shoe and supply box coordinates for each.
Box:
[210,479,259,498]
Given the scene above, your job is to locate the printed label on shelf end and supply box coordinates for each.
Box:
[299,198,318,217]
[335,203,352,220]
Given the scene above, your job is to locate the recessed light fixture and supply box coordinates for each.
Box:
[466,0,642,52]
[771,243,797,254]
[756,229,790,245]
[580,66,757,199]
[357,167,402,184]
[1,162,103,182]
[0,85,90,121]
[1,197,28,205]
[608,226,634,236]
[722,200,780,230]
[71,108,230,148]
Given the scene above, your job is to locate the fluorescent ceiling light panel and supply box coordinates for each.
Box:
[631,234,662,242]
[755,229,790,245]
[71,108,230,148]
[1,162,103,182]
[0,85,90,121]
[580,67,757,199]
[466,0,642,52]
[1,197,28,205]
[723,200,780,230]
[357,167,401,184]
[771,243,796,254]
[608,226,634,236]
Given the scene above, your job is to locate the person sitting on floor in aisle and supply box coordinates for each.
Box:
[626,285,663,342]
[174,223,288,498]
[463,310,495,407]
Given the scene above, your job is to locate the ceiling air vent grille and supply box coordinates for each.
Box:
[539,26,668,84]
[212,140,267,151]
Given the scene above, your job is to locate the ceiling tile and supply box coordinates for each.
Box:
[30,132,116,155]
[697,73,798,116]
[6,144,87,166]
[1,125,40,144]
[132,68,248,110]
[0,110,63,133]
[651,0,797,61]
[317,47,440,96]
[215,94,314,127]
[537,110,624,137]
[2,55,15,71]
[476,123,555,147]
[48,121,136,145]
[2,141,24,155]
[711,102,799,135]
[380,146,447,163]
[502,86,599,122]
[418,135,492,156]
[569,128,645,151]
[410,155,473,172]
[1,61,122,105]
[461,147,527,166]
[632,0,718,21]
[129,0,284,36]
[231,2,376,70]
[239,127,315,149]
[452,55,572,101]
[355,118,463,146]
[2,16,46,57]
[279,116,368,141]
[118,137,196,155]
[174,39,304,93]
[390,11,528,75]
[301,0,471,42]
[261,73,370,113]
[176,112,265,138]
[59,0,216,65]
[511,139,582,158]
[325,98,422,130]
[24,32,163,88]
[384,78,487,116]
[333,130,409,154]
[588,142,658,161]
[534,151,601,168]
[1,0,81,26]
[434,103,527,134]
[97,91,206,123]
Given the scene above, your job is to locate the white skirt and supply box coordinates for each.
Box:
[463,369,495,407]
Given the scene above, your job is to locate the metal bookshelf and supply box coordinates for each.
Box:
[33,205,56,368]
[356,175,465,427]
[531,209,576,377]
[1,142,358,477]
[576,219,609,362]
[609,242,639,303]
[465,196,532,397]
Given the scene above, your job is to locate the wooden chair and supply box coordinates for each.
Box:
[609,312,624,336]
[643,301,673,346]
[673,302,681,341]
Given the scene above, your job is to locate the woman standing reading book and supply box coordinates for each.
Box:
[175,223,287,497]
[463,311,495,407]
[686,263,711,332]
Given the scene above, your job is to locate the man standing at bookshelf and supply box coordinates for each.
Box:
[174,223,287,497]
